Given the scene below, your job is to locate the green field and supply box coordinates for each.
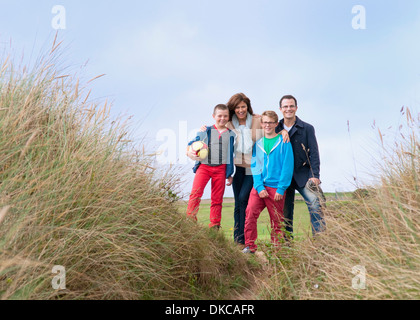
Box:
[180,198,313,246]
[180,192,353,248]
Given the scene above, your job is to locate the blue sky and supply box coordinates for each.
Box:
[1,0,419,198]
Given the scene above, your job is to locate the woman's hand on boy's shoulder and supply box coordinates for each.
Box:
[199,125,207,132]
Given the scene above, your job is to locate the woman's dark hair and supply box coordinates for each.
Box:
[226,93,254,121]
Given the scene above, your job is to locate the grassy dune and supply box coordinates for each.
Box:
[193,200,312,241]
[257,107,420,300]
[0,46,255,300]
[1,41,418,301]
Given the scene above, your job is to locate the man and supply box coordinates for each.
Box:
[275,95,325,237]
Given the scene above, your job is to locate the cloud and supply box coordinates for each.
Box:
[100,18,205,80]
[89,1,420,195]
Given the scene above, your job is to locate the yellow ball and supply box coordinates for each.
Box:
[191,141,208,160]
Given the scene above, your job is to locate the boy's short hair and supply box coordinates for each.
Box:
[261,110,279,123]
[213,104,229,115]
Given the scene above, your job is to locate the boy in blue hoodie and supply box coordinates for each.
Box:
[243,111,294,253]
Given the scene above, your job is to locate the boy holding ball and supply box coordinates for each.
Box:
[186,104,236,229]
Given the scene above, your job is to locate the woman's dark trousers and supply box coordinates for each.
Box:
[232,166,254,245]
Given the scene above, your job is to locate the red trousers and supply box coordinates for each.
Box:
[186,164,226,227]
[244,187,286,252]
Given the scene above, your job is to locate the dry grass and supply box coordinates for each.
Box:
[258,107,420,300]
[0,42,254,300]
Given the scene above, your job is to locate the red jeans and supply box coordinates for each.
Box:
[186,164,226,227]
[244,187,286,252]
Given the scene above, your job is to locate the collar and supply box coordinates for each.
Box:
[257,135,282,154]
[232,112,253,129]
[212,125,229,139]
[280,116,303,128]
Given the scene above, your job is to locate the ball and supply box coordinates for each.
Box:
[190,141,208,160]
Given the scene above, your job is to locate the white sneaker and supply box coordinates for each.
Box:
[242,246,255,254]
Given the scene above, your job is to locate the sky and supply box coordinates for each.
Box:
[1,0,419,199]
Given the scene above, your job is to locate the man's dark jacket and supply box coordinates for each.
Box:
[275,116,320,188]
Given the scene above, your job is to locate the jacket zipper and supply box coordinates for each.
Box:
[259,137,282,184]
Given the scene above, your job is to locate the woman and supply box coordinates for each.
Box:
[226,93,290,247]
[225,93,260,247]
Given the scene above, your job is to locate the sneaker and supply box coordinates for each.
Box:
[242,246,255,254]
[210,225,221,231]
[236,243,246,250]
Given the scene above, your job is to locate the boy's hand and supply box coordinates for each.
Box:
[259,189,268,199]
[274,193,283,201]
[186,146,201,161]
[226,177,233,186]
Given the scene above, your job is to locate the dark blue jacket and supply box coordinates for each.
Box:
[275,116,320,188]
[188,126,236,179]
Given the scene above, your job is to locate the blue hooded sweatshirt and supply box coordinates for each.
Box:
[251,135,294,196]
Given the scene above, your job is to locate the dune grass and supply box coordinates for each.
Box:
[257,107,420,300]
[184,192,352,245]
[190,199,311,242]
[2,39,417,301]
[0,44,255,300]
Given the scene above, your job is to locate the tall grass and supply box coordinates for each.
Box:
[0,42,253,300]
[258,107,420,299]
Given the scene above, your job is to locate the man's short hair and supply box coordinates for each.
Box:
[279,95,298,108]
[261,110,279,123]
[213,104,229,115]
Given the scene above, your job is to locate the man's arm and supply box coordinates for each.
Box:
[306,125,321,182]
[276,142,294,196]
